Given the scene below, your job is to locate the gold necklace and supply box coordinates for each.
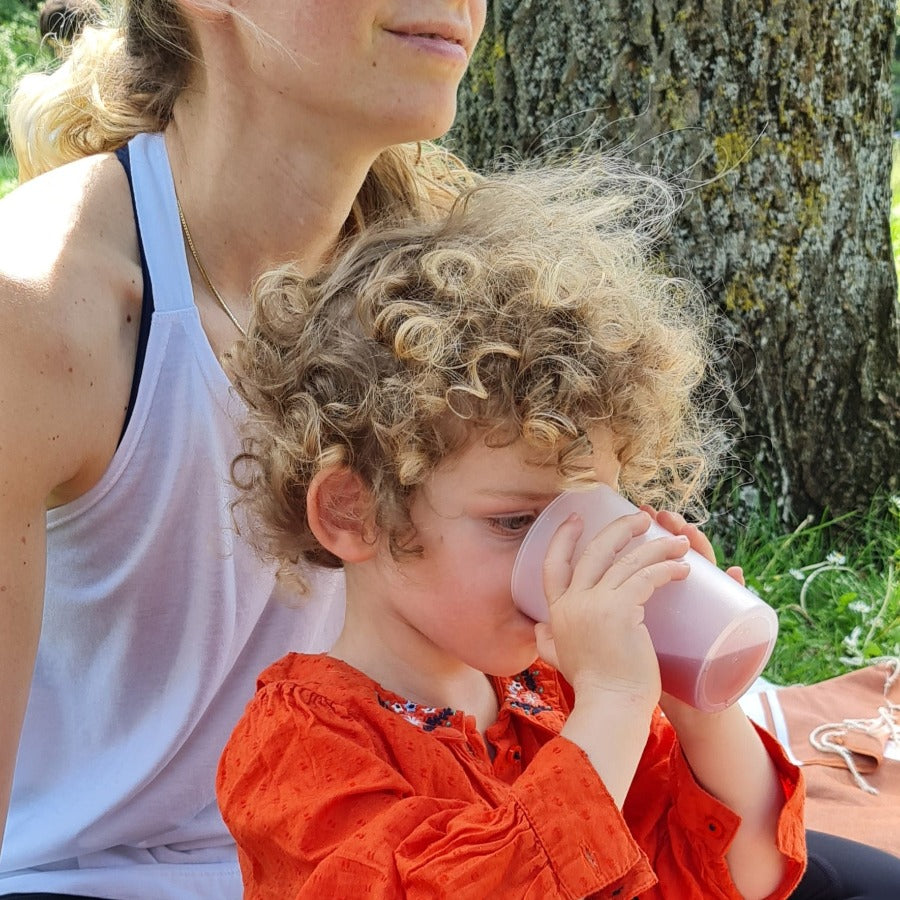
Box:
[176,197,247,337]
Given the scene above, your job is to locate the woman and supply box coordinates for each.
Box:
[0,1,485,897]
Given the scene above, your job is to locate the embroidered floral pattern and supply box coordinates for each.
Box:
[376,667,552,732]
[507,668,552,716]
[378,695,455,732]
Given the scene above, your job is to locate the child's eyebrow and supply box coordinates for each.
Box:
[476,489,560,504]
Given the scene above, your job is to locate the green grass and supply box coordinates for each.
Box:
[710,491,900,686]
[0,152,17,196]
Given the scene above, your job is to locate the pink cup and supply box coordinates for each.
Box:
[511,485,778,712]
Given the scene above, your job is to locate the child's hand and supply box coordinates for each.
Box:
[640,505,744,586]
[536,511,690,707]
[639,506,748,722]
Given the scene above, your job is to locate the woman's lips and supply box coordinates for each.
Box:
[386,27,469,63]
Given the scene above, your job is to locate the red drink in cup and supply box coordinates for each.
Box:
[511,485,778,712]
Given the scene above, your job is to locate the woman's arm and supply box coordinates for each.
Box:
[0,156,142,849]
[0,426,47,853]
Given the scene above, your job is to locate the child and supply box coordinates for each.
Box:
[216,161,806,899]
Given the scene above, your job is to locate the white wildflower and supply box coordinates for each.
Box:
[842,625,862,653]
[839,653,864,667]
[825,551,846,565]
[789,568,805,581]
[848,600,871,615]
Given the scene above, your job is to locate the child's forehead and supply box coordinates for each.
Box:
[453,435,558,468]
[428,427,619,496]
[451,426,616,467]
[424,443,566,508]
[434,436,580,488]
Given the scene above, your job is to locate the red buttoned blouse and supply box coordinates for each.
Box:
[217,654,805,899]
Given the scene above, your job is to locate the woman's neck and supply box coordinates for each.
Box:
[164,90,380,302]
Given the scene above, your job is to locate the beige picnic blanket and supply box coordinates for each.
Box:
[739,659,900,857]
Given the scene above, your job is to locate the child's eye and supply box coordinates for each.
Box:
[488,514,536,536]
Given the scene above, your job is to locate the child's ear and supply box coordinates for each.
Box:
[307,467,377,563]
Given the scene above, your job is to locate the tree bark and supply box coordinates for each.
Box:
[447,0,900,519]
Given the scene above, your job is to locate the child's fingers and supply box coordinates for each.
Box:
[649,509,744,583]
[565,512,653,594]
[655,510,717,565]
[604,535,691,593]
[655,509,687,532]
[648,511,746,586]
[619,556,691,598]
[684,524,715,564]
[685,525,715,564]
[541,514,583,604]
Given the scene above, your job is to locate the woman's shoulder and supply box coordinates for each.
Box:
[0,152,144,500]
[0,152,139,302]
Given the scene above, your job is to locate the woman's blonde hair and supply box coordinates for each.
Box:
[8,0,471,223]
[230,158,729,580]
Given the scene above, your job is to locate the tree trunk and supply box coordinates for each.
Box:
[447,0,900,520]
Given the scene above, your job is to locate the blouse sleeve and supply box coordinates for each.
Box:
[217,681,657,900]
[623,710,806,900]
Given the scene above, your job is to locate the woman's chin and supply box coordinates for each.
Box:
[374,99,459,146]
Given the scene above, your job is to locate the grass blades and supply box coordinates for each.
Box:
[0,152,16,196]
[710,490,900,685]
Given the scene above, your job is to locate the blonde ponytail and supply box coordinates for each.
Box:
[9,0,192,182]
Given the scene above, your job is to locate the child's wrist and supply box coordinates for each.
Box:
[571,676,659,718]
[561,690,656,807]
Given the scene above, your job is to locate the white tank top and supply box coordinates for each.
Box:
[0,133,346,898]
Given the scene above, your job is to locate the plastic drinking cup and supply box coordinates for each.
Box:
[510,485,779,711]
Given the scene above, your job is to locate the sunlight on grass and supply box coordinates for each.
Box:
[0,153,17,197]
[711,491,900,686]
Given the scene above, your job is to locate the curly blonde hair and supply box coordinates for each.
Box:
[230,158,727,579]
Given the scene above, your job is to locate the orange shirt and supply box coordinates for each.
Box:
[218,655,805,899]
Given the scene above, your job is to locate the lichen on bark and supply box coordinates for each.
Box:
[447,0,900,519]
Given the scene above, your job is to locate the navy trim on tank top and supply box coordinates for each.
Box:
[114,143,155,443]
[1,894,110,899]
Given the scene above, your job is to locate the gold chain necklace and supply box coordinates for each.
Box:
[176,197,247,337]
